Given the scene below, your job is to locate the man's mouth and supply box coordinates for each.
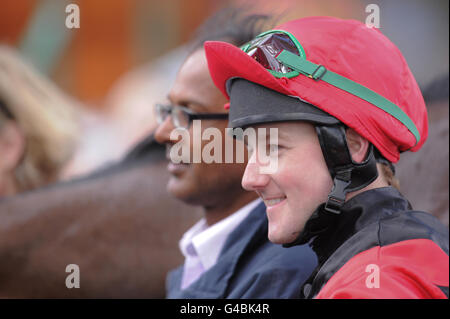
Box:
[165,145,190,162]
[166,145,190,175]
[165,145,173,161]
[167,161,188,174]
[263,196,287,207]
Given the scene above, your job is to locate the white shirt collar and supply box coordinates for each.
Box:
[179,198,262,271]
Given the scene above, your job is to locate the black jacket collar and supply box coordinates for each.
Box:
[285,187,411,263]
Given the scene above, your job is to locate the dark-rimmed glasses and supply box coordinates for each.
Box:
[155,103,228,129]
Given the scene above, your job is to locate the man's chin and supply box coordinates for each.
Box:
[268,229,283,244]
[167,177,201,206]
[167,176,185,198]
[166,162,191,195]
[268,228,302,245]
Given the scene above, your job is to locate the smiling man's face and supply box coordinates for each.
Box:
[241,121,333,244]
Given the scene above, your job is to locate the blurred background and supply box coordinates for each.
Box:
[1,0,448,177]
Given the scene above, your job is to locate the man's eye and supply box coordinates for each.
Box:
[267,144,279,154]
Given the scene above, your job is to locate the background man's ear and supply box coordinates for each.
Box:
[0,121,25,173]
[346,128,369,163]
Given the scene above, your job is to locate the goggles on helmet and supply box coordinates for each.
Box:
[240,30,420,147]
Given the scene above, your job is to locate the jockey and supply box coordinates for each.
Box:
[204,16,449,298]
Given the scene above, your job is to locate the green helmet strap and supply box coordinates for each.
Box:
[276,50,420,147]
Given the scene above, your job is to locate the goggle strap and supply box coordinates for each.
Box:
[276,50,420,146]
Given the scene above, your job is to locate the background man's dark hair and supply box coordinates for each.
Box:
[188,7,275,53]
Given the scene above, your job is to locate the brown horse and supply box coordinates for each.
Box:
[0,137,201,298]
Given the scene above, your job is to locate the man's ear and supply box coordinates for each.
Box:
[346,128,369,163]
[0,121,25,173]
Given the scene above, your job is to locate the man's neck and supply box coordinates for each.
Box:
[202,192,258,226]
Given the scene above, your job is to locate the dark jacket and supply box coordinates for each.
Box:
[166,202,318,298]
[297,187,449,299]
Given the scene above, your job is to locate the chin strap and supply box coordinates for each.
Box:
[283,124,379,248]
[282,203,332,248]
[316,125,379,214]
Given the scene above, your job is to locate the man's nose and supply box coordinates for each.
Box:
[154,116,178,145]
[242,152,271,191]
